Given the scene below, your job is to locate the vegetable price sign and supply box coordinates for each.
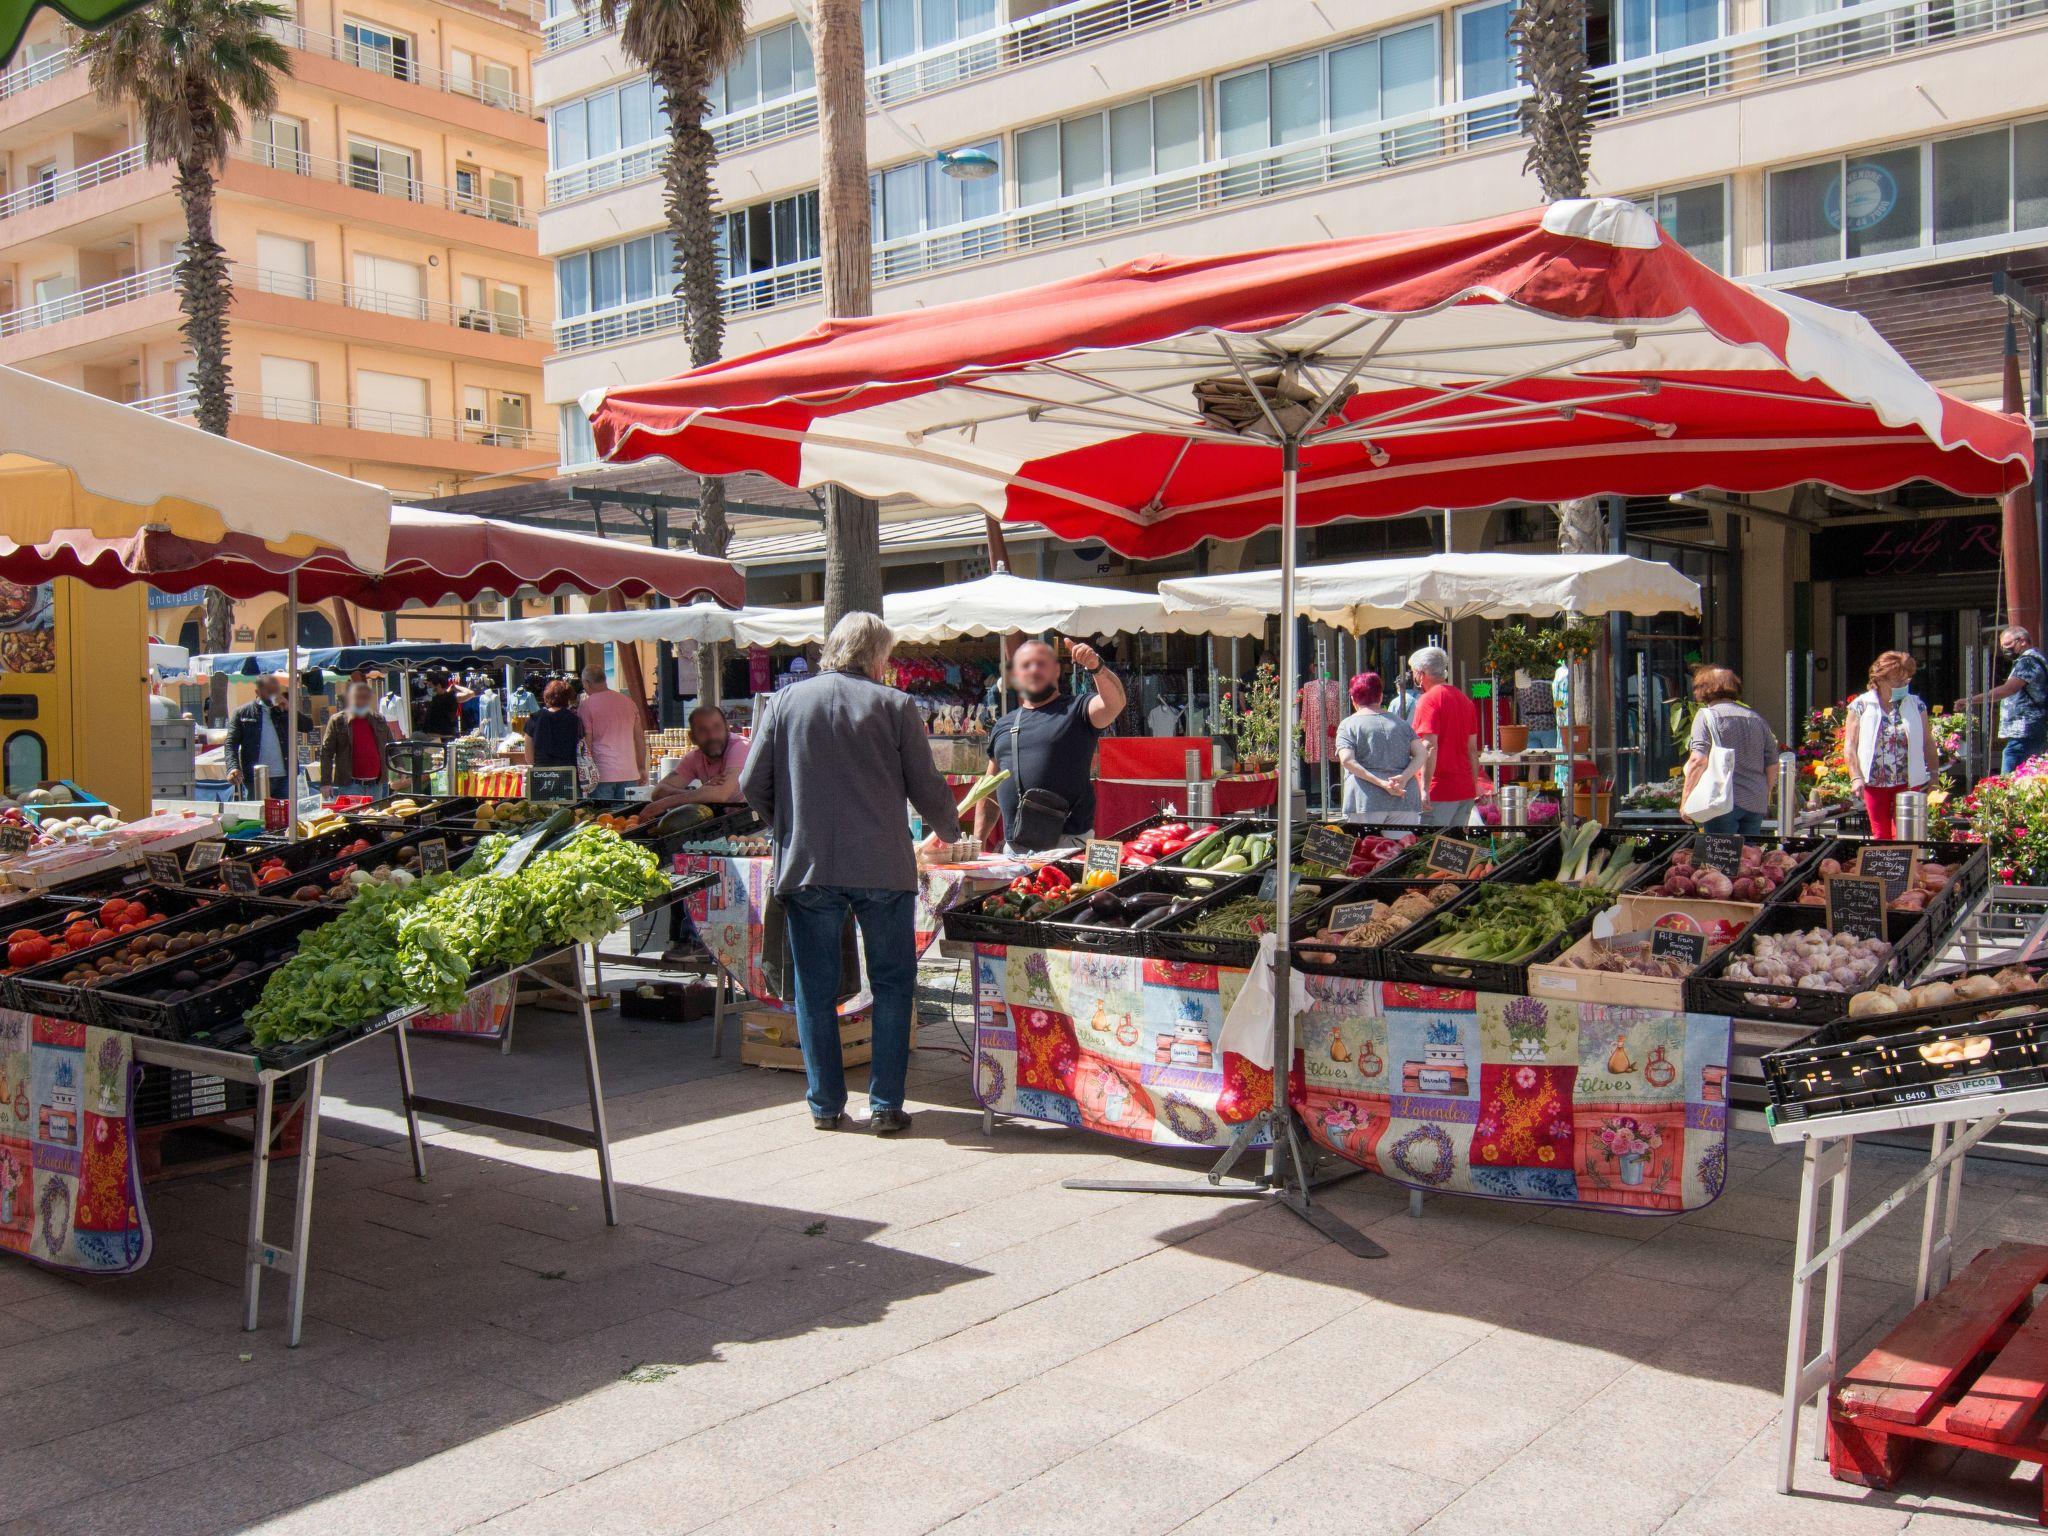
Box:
[1425,835,1484,876]
[1695,835,1745,878]
[1303,824,1359,871]
[1826,874,1888,940]
[0,825,29,856]
[186,840,225,871]
[1257,867,1302,903]
[1650,926,1707,968]
[144,851,183,885]
[222,859,258,894]
[1328,900,1380,933]
[1084,839,1124,877]
[1856,843,1921,900]
[528,767,577,803]
[417,838,450,876]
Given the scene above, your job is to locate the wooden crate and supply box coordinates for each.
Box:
[1529,896,1762,1011]
[740,1006,872,1071]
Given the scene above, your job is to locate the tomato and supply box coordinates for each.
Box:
[4,928,36,945]
[62,922,94,948]
[97,900,125,926]
[89,928,116,945]
[8,935,51,968]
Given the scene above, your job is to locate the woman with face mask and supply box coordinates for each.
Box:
[318,679,398,799]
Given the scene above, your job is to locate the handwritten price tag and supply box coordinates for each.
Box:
[1856,843,1921,901]
[1695,834,1746,878]
[1424,835,1483,876]
[417,838,450,875]
[1650,926,1707,968]
[1826,874,1887,941]
[222,859,258,894]
[144,851,183,885]
[1083,839,1124,877]
[1303,824,1359,871]
[0,825,31,857]
[186,840,226,871]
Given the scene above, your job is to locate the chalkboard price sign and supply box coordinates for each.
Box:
[1856,843,1921,901]
[1424,835,1484,876]
[1303,824,1359,872]
[1650,925,1707,968]
[1694,835,1746,878]
[186,840,226,871]
[527,767,578,803]
[417,838,450,876]
[1083,839,1124,877]
[144,850,184,885]
[1826,874,1888,941]
[1327,900,1381,934]
[0,825,31,857]
[222,858,258,894]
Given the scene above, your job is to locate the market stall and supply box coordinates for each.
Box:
[586,196,2029,1254]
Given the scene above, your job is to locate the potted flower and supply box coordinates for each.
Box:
[0,1147,21,1226]
[1597,1113,1662,1186]
[1542,616,1599,751]
[1229,662,1283,775]
[1486,625,1537,753]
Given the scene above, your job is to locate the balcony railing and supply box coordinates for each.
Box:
[261,18,535,115]
[0,262,177,338]
[235,143,535,226]
[128,387,555,449]
[0,143,148,222]
[549,0,2048,353]
[0,46,74,101]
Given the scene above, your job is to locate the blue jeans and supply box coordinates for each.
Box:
[2004,734,2046,775]
[590,780,636,802]
[1700,807,1766,836]
[785,886,916,1119]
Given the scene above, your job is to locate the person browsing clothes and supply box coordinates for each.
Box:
[974,638,1126,852]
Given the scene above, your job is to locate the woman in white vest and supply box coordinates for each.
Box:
[1844,650,1938,840]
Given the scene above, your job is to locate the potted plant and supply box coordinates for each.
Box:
[1597,1113,1663,1187]
[1229,662,1283,775]
[1545,616,1600,751]
[1485,625,1536,753]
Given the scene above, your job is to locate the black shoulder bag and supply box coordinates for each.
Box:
[1006,711,1072,853]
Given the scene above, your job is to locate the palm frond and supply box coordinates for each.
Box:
[1510,0,1591,201]
[78,0,292,168]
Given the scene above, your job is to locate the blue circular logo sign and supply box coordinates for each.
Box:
[1824,163,1897,233]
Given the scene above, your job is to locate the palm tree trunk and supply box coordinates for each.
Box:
[173,143,237,685]
[814,0,881,628]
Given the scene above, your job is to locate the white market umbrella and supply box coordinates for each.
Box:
[1158,552,1701,632]
[473,604,772,648]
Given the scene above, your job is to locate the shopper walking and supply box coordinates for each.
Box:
[317,679,396,798]
[1957,625,2048,774]
[1845,651,1938,839]
[227,673,292,796]
[974,637,1126,852]
[1682,666,1778,836]
[524,678,584,770]
[1335,672,1426,819]
[1408,646,1481,826]
[741,613,960,1134]
[577,664,646,801]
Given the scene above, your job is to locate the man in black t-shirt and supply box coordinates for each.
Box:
[977,638,1127,850]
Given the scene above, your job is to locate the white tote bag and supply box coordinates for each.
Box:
[1681,708,1738,824]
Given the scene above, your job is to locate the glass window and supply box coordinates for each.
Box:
[1844,147,1920,260]
[1647,184,1726,270]
[1016,123,1060,206]
[1769,159,1845,268]
[1108,100,1153,184]
[1217,69,1268,157]
[2017,120,2048,232]
[1061,113,1106,196]
[590,243,623,310]
[1153,85,1201,171]
[758,23,792,100]
[1458,0,1516,95]
[1328,41,1379,132]
[920,0,955,48]
[558,252,589,317]
[1218,24,1439,153]
[588,90,620,159]
[623,235,655,303]
[725,41,759,112]
[1381,25,1438,117]
[559,403,596,467]
[552,98,587,168]
[879,162,923,240]
[1270,55,1323,144]
[3,733,47,796]
[1935,129,2010,244]
[620,80,654,146]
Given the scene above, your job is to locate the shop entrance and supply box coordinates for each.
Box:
[1837,607,1983,711]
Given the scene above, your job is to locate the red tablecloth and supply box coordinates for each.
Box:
[1093,773,1277,836]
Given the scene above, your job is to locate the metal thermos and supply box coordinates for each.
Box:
[252,764,271,803]
[1775,752,1800,834]
[1187,780,1215,818]
[1896,790,1930,843]
[1499,783,1530,827]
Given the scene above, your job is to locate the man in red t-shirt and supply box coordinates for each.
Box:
[317,679,396,798]
[1407,645,1480,827]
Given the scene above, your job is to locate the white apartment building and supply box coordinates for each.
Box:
[532,0,2048,730]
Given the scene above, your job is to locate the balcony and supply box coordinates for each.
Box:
[237,264,551,343]
[0,143,146,222]
[0,261,174,339]
[261,18,536,116]
[238,143,537,227]
[132,387,556,452]
[0,47,73,102]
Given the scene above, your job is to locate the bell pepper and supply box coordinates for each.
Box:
[1036,865,1071,890]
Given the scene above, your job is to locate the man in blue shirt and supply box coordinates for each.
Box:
[228,673,291,795]
[1960,625,2048,774]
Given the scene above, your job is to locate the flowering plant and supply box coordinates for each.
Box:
[1797,698,1972,808]
[1227,662,1284,769]
[1953,764,2048,884]
[0,1149,20,1200]
[1622,775,1682,812]
[1598,1114,1662,1158]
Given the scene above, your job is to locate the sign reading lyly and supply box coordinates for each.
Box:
[1826,874,1888,941]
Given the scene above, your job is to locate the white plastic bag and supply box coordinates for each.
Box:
[1681,709,1737,824]
[1217,932,1308,1072]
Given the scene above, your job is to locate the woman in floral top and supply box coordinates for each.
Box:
[1844,650,1938,839]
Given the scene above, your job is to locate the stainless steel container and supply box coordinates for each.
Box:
[1776,752,1800,834]
[1896,789,1930,843]
[1499,782,1530,827]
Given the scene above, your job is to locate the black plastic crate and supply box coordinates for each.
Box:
[1375,827,1557,885]
[353,793,480,825]
[1041,866,1246,958]
[1379,880,1612,997]
[1684,900,1924,1026]
[1527,826,1688,894]
[1098,810,1250,845]
[133,1062,303,1127]
[1797,837,1990,940]
[1291,876,1474,980]
[244,827,479,907]
[7,896,313,1023]
[0,886,225,1011]
[1627,833,1836,906]
[942,860,1090,947]
[1153,819,1289,873]
[1143,871,1356,968]
[1762,976,2048,1124]
[0,891,118,941]
[170,823,411,895]
[91,904,341,1041]
[1289,823,1431,879]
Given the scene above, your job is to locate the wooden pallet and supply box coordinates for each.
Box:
[1829,1241,2048,1523]
[138,1101,305,1182]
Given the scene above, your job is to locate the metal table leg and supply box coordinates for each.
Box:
[1778,1135,1850,1492]
[575,947,620,1226]
[711,971,727,1058]
[392,1023,428,1182]
[241,1078,276,1333]
[285,1059,324,1347]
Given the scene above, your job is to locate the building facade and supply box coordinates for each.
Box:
[534,0,2048,738]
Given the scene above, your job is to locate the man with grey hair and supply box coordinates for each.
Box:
[577,662,646,801]
[1959,625,2048,773]
[1407,645,1481,827]
[740,611,962,1135]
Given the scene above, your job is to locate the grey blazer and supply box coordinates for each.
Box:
[739,669,963,895]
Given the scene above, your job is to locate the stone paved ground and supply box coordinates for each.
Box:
[0,967,2043,1536]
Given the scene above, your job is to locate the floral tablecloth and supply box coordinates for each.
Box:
[1292,976,1732,1212]
[0,1011,149,1273]
[682,855,979,1007]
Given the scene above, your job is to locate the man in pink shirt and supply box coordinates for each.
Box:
[651,705,749,808]
[577,665,646,801]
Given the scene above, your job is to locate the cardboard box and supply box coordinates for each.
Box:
[739,1006,873,1072]
[1529,896,1761,1010]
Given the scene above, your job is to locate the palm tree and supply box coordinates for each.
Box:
[592,0,746,559]
[813,0,881,626]
[78,0,290,659]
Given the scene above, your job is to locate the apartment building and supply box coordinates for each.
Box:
[535,0,2048,731]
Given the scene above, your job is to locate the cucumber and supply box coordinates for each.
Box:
[1210,855,1251,873]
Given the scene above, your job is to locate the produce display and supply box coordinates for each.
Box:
[1179,894,1277,938]
[1553,822,1646,891]
[5,898,166,973]
[1720,928,1893,995]
[1298,829,1419,879]
[1064,886,1204,931]
[474,801,553,829]
[1796,854,1953,913]
[1395,833,1529,879]
[976,864,1079,923]
[249,876,455,1046]
[1298,882,1461,959]
[1173,829,1278,875]
[1121,822,1210,867]
[1414,882,1614,963]
[1846,966,2042,1020]
[27,812,126,847]
[284,860,422,905]
[1645,843,1803,901]
[682,834,771,858]
[50,912,261,990]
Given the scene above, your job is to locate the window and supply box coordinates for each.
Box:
[858,0,996,67]
[250,114,307,174]
[455,164,520,221]
[259,356,319,423]
[351,251,425,318]
[870,140,1000,241]
[464,386,530,445]
[449,48,518,107]
[706,20,814,116]
[28,161,56,204]
[347,136,416,200]
[721,191,820,278]
[342,17,414,81]
[1766,122,2048,271]
[1216,23,1440,173]
[1013,88,1201,209]
[459,274,526,335]
[254,234,314,299]
[2,733,47,794]
[1457,0,1519,140]
[556,231,674,318]
[1585,0,1720,65]
[552,78,658,167]
[1639,183,1727,270]
[353,370,430,436]
[559,404,596,467]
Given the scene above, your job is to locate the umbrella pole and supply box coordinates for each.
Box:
[1271,442,1301,1186]
[286,570,300,841]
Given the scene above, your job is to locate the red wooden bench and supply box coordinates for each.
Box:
[1829,1242,2048,1524]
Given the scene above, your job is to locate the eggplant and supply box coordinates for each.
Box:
[1131,903,1181,931]
[1127,891,1175,911]
[1087,891,1122,916]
